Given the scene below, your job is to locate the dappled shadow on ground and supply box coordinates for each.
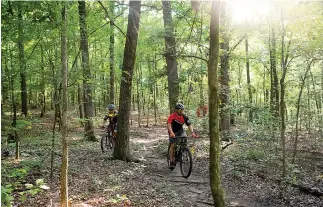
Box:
[2,112,322,207]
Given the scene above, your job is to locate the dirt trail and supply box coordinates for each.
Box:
[22,122,319,207]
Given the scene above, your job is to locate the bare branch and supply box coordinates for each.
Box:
[179,54,208,63]
[98,1,127,38]
[228,34,245,55]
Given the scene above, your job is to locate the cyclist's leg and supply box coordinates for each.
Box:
[113,124,117,138]
[169,137,177,167]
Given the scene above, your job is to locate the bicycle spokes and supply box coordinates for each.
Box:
[180,148,193,178]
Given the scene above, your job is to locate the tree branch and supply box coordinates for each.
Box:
[179,54,208,63]
[98,1,127,38]
[228,34,245,55]
[25,38,41,63]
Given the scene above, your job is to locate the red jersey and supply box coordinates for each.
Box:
[167,112,191,134]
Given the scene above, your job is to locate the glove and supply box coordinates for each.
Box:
[170,132,175,138]
[191,132,198,138]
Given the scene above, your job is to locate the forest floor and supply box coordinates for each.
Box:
[1,111,323,207]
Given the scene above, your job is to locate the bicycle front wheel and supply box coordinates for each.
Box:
[180,147,192,178]
[101,134,108,153]
[108,136,115,154]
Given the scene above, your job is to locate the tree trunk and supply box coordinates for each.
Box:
[208,1,225,206]
[79,1,96,141]
[40,45,46,117]
[306,78,311,133]
[78,84,84,126]
[153,59,157,125]
[162,1,179,114]
[114,0,141,161]
[2,46,9,110]
[109,1,115,104]
[310,71,320,129]
[199,73,204,106]
[280,78,286,179]
[321,63,323,139]
[220,2,230,141]
[60,3,69,206]
[270,28,279,118]
[17,2,28,116]
[141,65,145,116]
[292,60,313,163]
[9,43,20,160]
[136,68,141,127]
[245,33,253,122]
[280,9,292,179]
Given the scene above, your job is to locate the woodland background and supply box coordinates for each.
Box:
[1,1,323,207]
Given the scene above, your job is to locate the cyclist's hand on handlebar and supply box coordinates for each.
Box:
[191,132,198,138]
[170,132,176,138]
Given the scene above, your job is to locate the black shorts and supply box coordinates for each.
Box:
[169,131,187,143]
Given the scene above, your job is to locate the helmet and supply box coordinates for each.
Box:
[107,104,115,110]
[175,103,184,109]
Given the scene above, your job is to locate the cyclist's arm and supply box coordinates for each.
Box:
[188,125,195,134]
[184,115,195,135]
[167,123,174,135]
[101,115,108,127]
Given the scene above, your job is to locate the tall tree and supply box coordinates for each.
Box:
[292,59,314,163]
[208,1,225,206]
[269,27,279,117]
[17,2,28,116]
[109,1,115,104]
[40,45,46,117]
[114,0,141,161]
[79,1,96,141]
[321,63,323,139]
[219,1,230,141]
[60,2,68,206]
[279,9,293,179]
[162,1,179,113]
[245,32,253,122]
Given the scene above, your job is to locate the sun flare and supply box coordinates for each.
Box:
[229,0,270,23]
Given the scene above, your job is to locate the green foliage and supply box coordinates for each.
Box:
[5,168,28,179]
[245,149,266,162]
[20,158,44,170]
[228,147,267,174]
[191,116,209,133]
[1,159,49,206]
[1,185,14,207]
[15,120,32,131]
[285,163,301,184]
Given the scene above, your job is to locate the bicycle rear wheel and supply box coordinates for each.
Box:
[180,147,192,178]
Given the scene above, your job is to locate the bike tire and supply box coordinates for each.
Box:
[109,135,115,154]
[180,147,193,178]
[101,134,108,153]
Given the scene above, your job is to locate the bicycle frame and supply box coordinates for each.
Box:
[101,122,117,153]
[174,137,188,161]
[168,136,193,178]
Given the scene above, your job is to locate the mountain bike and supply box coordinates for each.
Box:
[101,124,116,153]
[167,136,193,178]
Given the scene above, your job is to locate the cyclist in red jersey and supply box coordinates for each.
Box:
[167,103,197,168]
